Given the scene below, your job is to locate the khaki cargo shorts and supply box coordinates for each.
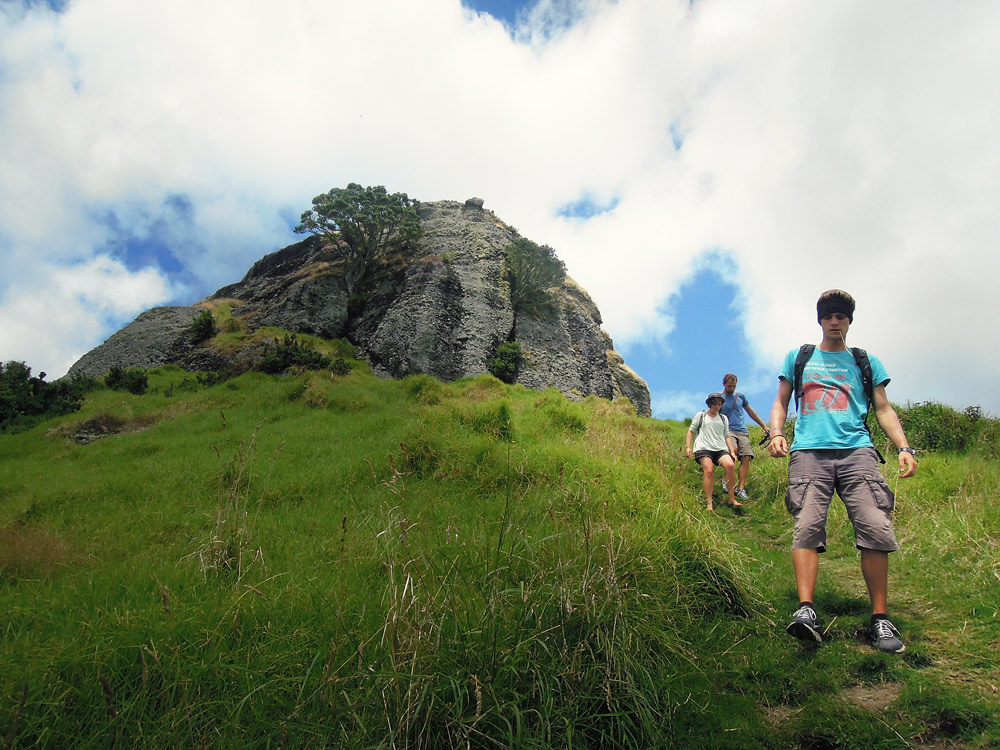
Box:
[731,431,754,460]
[785,447,899,553]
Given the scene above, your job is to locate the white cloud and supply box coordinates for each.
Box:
[0,0,997,414]
[0,255,170,378]
[652,390,706,423]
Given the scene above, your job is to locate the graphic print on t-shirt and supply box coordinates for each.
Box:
[801,362,851,415]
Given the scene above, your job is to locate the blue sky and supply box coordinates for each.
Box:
[2,0,999,421]
[463,1,529,26]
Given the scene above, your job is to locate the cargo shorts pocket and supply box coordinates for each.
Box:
[863,475,896,513]
[785,477,811,514]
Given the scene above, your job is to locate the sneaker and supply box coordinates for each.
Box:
[871,618,906,653]
[722,480,729,493]
[786,606,822,644]
[735,488,749,501]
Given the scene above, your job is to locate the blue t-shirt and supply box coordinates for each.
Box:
[720,392,751,433]
[778,347,889,451]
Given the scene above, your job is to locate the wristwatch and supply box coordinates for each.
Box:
[897,447,917,456]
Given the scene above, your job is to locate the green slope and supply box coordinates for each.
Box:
[1,361,998,748]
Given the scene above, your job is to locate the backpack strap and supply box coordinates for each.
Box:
[850,347,885,464]
[692,410,705,432]
[792,344,815,411]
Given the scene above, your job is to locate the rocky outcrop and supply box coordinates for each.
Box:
[68,306,218,376]
[67,199,651,416]
[352,201,515,383]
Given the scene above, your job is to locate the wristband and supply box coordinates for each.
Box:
[898,447,917,456]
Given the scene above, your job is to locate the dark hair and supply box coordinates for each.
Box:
[723,373,737,384]
[817,289,856,323]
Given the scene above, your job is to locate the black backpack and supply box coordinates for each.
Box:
[792,344,885,464]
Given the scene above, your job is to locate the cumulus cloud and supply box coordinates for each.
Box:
[0,255,170,378]
[0,0,997,415]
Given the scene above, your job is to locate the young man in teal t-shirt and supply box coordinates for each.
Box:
[767,290,917,653]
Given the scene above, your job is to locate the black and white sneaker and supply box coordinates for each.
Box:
[786,605,822,644]
[871,618,906,653]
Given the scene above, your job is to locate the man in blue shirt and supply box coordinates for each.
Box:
[720,373,770,500]
[768,290,917,653]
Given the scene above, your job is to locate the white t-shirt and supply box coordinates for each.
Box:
[689,411,731,452]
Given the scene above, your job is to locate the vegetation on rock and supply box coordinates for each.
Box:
[294,183,423,297]
[188,309,218,345]
[257,334,333,374]
[503,235,567,316]
[488,340,524,384]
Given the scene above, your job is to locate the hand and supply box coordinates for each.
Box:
[898,450,917,478]
[769,434,789,458]
[685,447,692,458]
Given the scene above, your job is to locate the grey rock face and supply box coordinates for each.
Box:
[67,200,651,416]
[68,306,204,377]
[355,201,516,381]
[213,234,350,339]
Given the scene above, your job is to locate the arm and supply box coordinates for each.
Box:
[722,416,737,458]
[768,379,793,458]
[727,434,738,459]
[744,401,770,431]
[872,384,917,478]
[685,429,694,457]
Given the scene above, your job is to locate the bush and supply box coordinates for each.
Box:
[871,400,1000,456]
[257,335,332,374]
[0,361,91,433]
[189,309,218,344]
[488,342,524,384]
[105,366,149,395]
[330,358,352,377]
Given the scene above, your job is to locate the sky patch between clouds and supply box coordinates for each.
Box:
[1,0,999,417]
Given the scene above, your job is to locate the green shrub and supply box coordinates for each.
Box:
[104,366,149,395]
[863,400,1000,458]
[189,309,218,344]
[899,401,972,451]
[0,361,92,433]
[221,316,242,334]
[488,341,523,384]
[330,358,352,376]
[257,334,332,374]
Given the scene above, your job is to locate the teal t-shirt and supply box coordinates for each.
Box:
[778,347,889,451]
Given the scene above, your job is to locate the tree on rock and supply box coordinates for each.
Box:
[295,183,422,296]
[504,236,566,316]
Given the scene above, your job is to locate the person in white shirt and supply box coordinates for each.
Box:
[685,392,740,511]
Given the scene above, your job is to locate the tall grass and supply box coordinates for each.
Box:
[1,361,998,748]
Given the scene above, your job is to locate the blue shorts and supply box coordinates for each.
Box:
[785,447,899,553]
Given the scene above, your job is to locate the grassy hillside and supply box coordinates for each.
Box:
[1,358,998,748]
